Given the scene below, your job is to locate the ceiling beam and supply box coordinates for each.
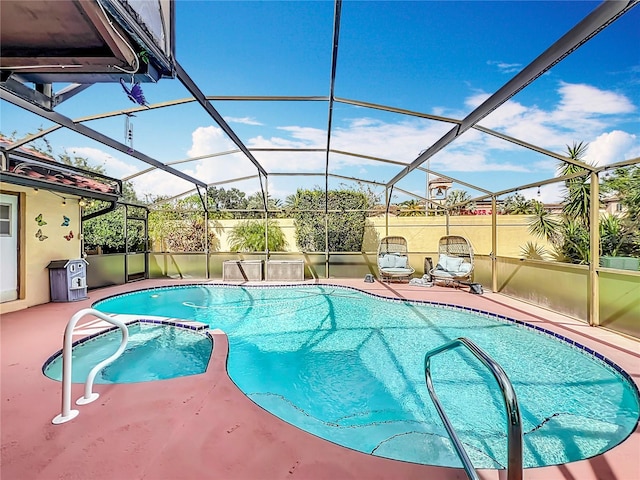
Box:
[0,87,207,188]
[336,97,461,125]
[174,61,267,177]
[337,97,584,167]
[324,0,343,213]
[122,150,242,181]
[205,95,329,102]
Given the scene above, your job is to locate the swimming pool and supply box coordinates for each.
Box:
[93,284,639,469]
[43,321,213,384]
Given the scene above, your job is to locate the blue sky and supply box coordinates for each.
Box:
[2,1,639,204]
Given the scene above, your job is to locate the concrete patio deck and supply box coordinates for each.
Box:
[1,279,639,480]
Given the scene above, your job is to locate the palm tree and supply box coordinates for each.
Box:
[397,199,424,216]
[526,141,639,264]
[445,189,473,214]
[527,142,593,264]
[559,141,592,226]
[503,193,539,214]
[527,202,561,242]
[561,219,590,264]
[602,166,640,256]
[520,241,550,260]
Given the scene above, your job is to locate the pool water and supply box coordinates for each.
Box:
[44,322,213,383]
[93,285,639,469]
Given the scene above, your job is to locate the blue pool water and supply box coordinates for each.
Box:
[92,284,639,469]
[44,322,213,383]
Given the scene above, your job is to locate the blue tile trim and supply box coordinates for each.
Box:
[90,282,639,401]
[41,318,212,374]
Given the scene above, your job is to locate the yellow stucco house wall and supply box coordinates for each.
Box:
[1,183,83,314]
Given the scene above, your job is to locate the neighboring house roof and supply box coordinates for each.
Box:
[0,135,122,200]
[0,133,56,161]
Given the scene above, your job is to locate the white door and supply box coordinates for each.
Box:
[0,193,18,302]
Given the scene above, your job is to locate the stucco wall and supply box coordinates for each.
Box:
[206,215,549,258]
[0,183,82,313]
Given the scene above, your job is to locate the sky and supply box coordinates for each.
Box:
[2,0,639,205]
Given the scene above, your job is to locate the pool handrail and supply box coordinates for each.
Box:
[52,308,129,425]
[424,337,523,480]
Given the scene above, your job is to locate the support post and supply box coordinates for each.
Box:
[491,196,498,293]
[445,209,450,236]
[123,204,128,283]
[325,213,330,279]
[205,207,210,279]
[265,176,269,267]
[385,187,389,237]
[588,171,600,326]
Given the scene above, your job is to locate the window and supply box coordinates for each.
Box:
[0,203,11,236]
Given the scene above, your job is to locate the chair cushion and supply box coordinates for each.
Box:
[445,256,463,272]
[431,269,456,279]
[437,254,464,272]
[458,261,472,274]
[379,254,394,269]
[394,255,408,268]
[436,253,450,271]
[380,254,410,269]
[382,267,414,275]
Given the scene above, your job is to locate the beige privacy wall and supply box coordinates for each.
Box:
[205,215,549,258]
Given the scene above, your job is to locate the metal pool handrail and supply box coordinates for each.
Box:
[424,337,523,480]
[52,308,129,425]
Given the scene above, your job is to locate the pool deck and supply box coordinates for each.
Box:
[1,278,639,480]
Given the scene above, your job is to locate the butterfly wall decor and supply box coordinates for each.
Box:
[61,215,70,227]
[63,231,74,241]
[120,77,148,106]
[35,213,47,226]
[35,229,48,241]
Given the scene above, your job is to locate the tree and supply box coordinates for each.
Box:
[228,220,287,252]
[207,187,248,219]
[286,188,370,252]
[59,152,144,254]
[527,202,561,243]
[558,142,592,226]
[520,241,550,260]
[397,199,424,216]
[601,165,640,256]
[599,214,634,257]
[526,141,640,264]
[244,192,284,219]
[502,193,539,215]
[527,142,592,263]
[445,189,473,214]
[147,194,220,252]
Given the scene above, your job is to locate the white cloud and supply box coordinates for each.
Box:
[487,60,523,74]
[225,116,263,126]
[190,152,261,183]
[120,81,638,199]
[129,170,194,199]
[585,130,639,166]
[465,92,491,109]
[516,183,564,205]
[187,126,236,157]
[474,82,637,153]
[332,118,452,162]
[430,148,529,173]
[68,146,138,178]
[555,82,635,116]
